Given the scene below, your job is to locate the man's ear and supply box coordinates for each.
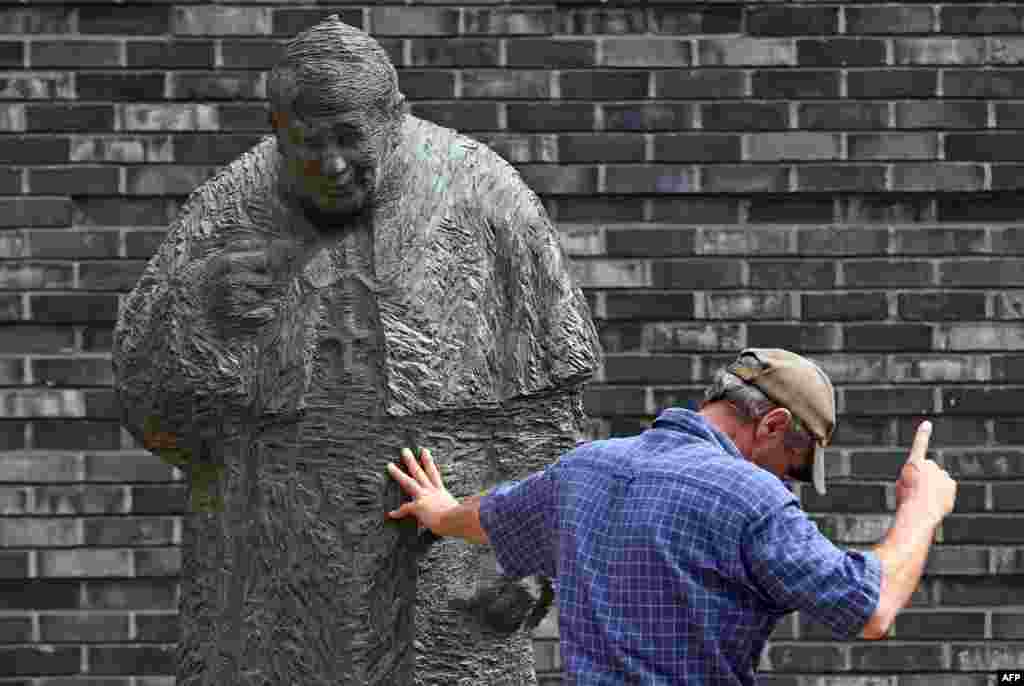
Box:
[760,407,792,438]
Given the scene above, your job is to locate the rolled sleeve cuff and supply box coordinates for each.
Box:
[478,483,526,579]
[837,548,883,640]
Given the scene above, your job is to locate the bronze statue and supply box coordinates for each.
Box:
[112,16,602,686]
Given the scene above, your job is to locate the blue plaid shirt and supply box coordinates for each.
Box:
[479,408,882,685]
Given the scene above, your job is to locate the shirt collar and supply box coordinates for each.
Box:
[651,407,746,462]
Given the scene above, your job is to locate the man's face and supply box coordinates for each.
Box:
[274,107,391,219]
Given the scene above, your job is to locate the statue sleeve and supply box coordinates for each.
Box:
[483,154,603,403]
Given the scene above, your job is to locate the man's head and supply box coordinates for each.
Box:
[267,16,409,221]
[699,349,836,495]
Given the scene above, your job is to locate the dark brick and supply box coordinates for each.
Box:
[798,39,886,66]
[803,292,888,321]
[559,134,644,163]
[134,549,181,577]
[747,6,837,35]
[746,323,839,351]
[0,136,68,164]
[850,644,945,671]
[131,485,188,515]
[702,165,787,193]
[597,321,645,354]
[0,580,79,609]
[26,105,114,132]
[701,103,787,130]
[655,70,745,99]
[89,645,176,675]
[0,646,80,675]
[463,7,556,35]
[993,355,1024,382]
[29,167,119,196]
[556,196,644,222]
[944,388,1024,416]
[33,358,113,389]
[0,7,73,33]
[847,69,938,98]
[603,354,692,384]
[605,164,693,193]
[507,38,597,68]
[31,41,119,68]
[995,103,1024,128]
[172,72,263,100]
[560,70,648,100]
[557,8,644,35]
[952,483,988,513]
[845,324,933,351]
[797,229,886,259]
[990,164,1024,190]
[78,6,170,34]
[944,450,1024,479]
[749,261,835,289]
[507,103,591,132]
[0,421,26,449]
[943,516,1024,544]
[0,198,71,227]
[845,387,934,415]
[843,260,933,287]
[29,229,119,257]
[892,228,987,255]
[410,38,500,67]
[0,166,20,194]
[944,69,1024,98]
[799,102,888,130]
[749,196,835,223]
[394,70,456,100]
[135,613,180,641]
[217,103,271,133]
[948,134,1024,161]
[76,72,166,101]
[33,420,121,450]
[0,615,31,642]
[274,8,362,36]
[653,134,740,162]
[651,260,743,289]
[849,6,935,33]
[841,194,935,224]
[939,192,1024,221]
[651,6,740,34]
[897,416,988,447]
[795,164,886,192]
[850,450,914,479]
[0,551,28,578]
[767,645,844,672]
[0,325,75,355]
[518,165,597,194]
[939,259,1024,287]
[39,613,130,642]
[942,6,1024,33]
[173,133,263,164]
[31,294,119,323]
[895,102,987,130]
[899,293,985,321]
[86,451,176,483]
[0,42,21,67]
[801,483,886,513]
[650,197,739,224]
[604,292,694,320]
[220,40,283,70]
[127,40,215,69]
[604,104,693,132]
[583,386,646,416]
[995,418,1024,443]
[83,518,175,547]
[993,613,1024,639]
[751,70,839,98]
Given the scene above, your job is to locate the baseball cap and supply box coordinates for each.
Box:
[726,348,836,495]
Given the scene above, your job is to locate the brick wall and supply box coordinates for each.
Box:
[0,1,1022,684]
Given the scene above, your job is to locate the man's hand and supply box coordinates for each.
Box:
[895,420,957,524]
[387,447,460,537]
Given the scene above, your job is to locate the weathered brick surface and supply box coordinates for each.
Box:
[0,2,1019,683]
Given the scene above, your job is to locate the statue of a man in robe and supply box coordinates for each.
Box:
[112,15,602,686]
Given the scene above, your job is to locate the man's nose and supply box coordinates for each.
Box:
[321,149,349,177]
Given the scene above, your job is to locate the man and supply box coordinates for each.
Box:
[388,348,959,685]
[113,15,601,686]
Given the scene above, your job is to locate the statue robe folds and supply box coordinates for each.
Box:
[112,114,602,686]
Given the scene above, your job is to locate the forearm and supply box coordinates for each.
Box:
[438,495,489,545]
[865,502,941,637]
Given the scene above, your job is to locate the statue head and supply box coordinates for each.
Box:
[268,16,408,221]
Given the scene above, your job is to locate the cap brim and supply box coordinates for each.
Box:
[813,442,826,496]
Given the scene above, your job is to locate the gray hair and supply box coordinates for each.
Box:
[703,353,815,453]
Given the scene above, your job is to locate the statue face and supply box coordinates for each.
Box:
[275,108,392,220]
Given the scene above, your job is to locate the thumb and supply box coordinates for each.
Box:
[387,502,416,520]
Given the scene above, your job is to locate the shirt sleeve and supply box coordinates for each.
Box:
[740,501,882,640]
[478,464,559,580]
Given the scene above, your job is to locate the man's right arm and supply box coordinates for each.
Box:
[860,421,957,640]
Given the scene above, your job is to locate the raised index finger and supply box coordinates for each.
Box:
[907,420,932,464]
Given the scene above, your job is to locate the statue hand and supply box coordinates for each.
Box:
[200,232,298,335]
